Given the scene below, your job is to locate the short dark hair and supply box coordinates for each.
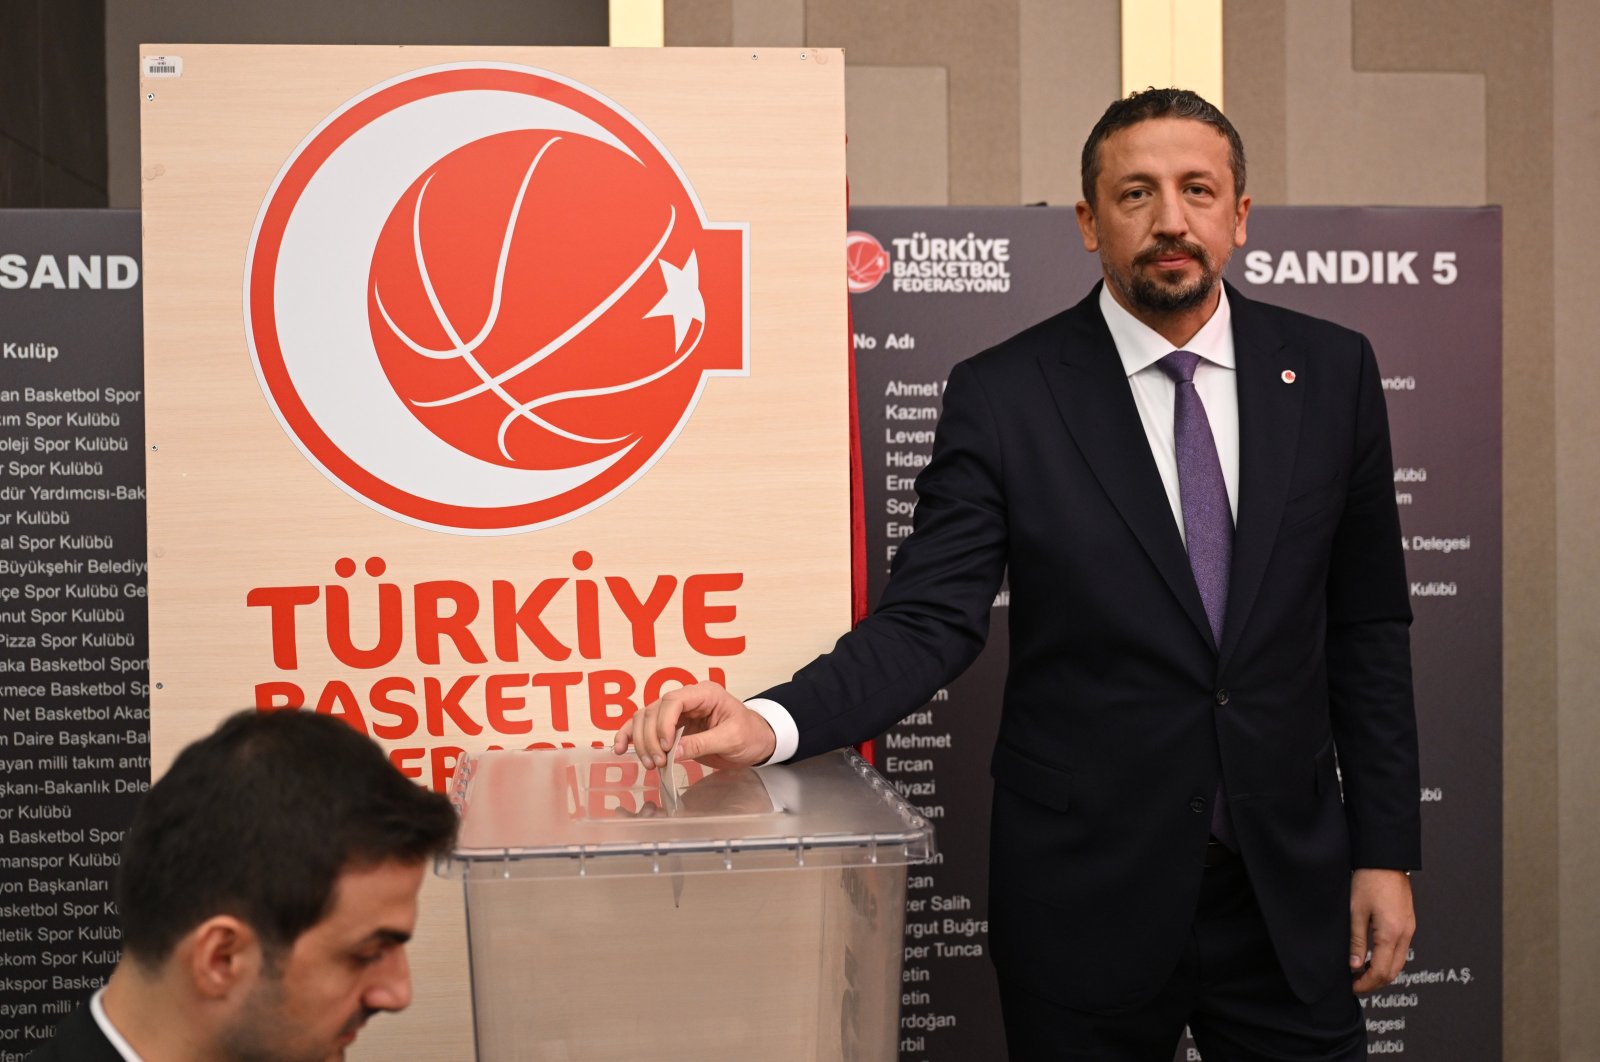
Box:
[1080,87,1246,206]
[116,709,457,966]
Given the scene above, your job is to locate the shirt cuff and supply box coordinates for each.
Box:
[745,697,799,764]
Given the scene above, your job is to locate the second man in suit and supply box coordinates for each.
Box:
[26,709,458,1062]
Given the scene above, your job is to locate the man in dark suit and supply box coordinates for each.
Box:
[618,88,1419,1060]
[25,709,457,1062]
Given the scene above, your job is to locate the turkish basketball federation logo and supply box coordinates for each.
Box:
[245,64,749,533]
[845,231,890,293]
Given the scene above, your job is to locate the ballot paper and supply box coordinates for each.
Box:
[663,727,684,905]
[658,726,684,815]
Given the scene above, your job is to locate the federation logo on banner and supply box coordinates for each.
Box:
[845,230,890,293]
[245,63,749,534]
[874,229,1012,295]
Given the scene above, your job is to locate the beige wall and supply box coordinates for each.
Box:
[1552,2,1600,1059]
[661,1,1588,1057]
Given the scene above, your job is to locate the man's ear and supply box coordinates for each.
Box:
[185,916,262,1000]
[1075,200,1099,252]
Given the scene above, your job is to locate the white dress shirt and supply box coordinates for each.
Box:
[90,988,146,1061]
[748,285,1242,765]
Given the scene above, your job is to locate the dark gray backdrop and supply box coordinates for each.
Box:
[0,210,147,1054]
[0,207,1503,1059]
[851,205,1502,1062]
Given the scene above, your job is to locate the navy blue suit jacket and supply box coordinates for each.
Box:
[24,1003,122,1062]
[761,283,1421,1010]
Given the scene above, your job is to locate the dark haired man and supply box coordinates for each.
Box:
[25,709,458,1062]
[620,87,1419,1060]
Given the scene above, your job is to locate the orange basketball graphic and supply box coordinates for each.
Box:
[246,65,748,533]
[845,230,891,294]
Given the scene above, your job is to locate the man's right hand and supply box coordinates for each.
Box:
[612,681,777,770]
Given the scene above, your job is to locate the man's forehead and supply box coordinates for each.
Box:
[1092,117,1236,197]
[308,859,425,941]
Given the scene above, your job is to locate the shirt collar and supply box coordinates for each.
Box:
[90,987,146,1062]
[1098,281,1235,377]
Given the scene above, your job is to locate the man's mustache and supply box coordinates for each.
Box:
[1134,239,1210,269]
[340,1007,379,1038]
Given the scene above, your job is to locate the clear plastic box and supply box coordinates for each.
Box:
[438,747,935,1061]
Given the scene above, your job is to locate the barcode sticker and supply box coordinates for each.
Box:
[143,55,183,78]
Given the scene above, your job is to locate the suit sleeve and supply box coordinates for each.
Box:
[1325,336,1422,870]
[759,357,1010,760]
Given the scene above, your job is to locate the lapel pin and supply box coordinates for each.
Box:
[1281,370,1297,384]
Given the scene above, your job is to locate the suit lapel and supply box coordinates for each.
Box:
[1219,286,1302,668]
[1039,287,1216,649]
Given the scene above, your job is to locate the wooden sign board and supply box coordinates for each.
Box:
[140,45,848,1058]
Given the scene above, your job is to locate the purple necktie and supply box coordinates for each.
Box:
[1157,349,1236,848]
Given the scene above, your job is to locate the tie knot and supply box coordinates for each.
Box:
[1158,349,1202,383]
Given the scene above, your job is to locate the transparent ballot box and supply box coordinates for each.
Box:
[439,747,936,1061]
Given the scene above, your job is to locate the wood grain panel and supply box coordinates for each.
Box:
[140,45,849,1058]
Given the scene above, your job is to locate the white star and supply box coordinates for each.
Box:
[643,252,705,351]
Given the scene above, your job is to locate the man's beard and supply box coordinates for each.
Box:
[1103,237,1220,315]
[222,973,374,1062]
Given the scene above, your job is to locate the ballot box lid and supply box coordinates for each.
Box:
[436,747,935,880]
